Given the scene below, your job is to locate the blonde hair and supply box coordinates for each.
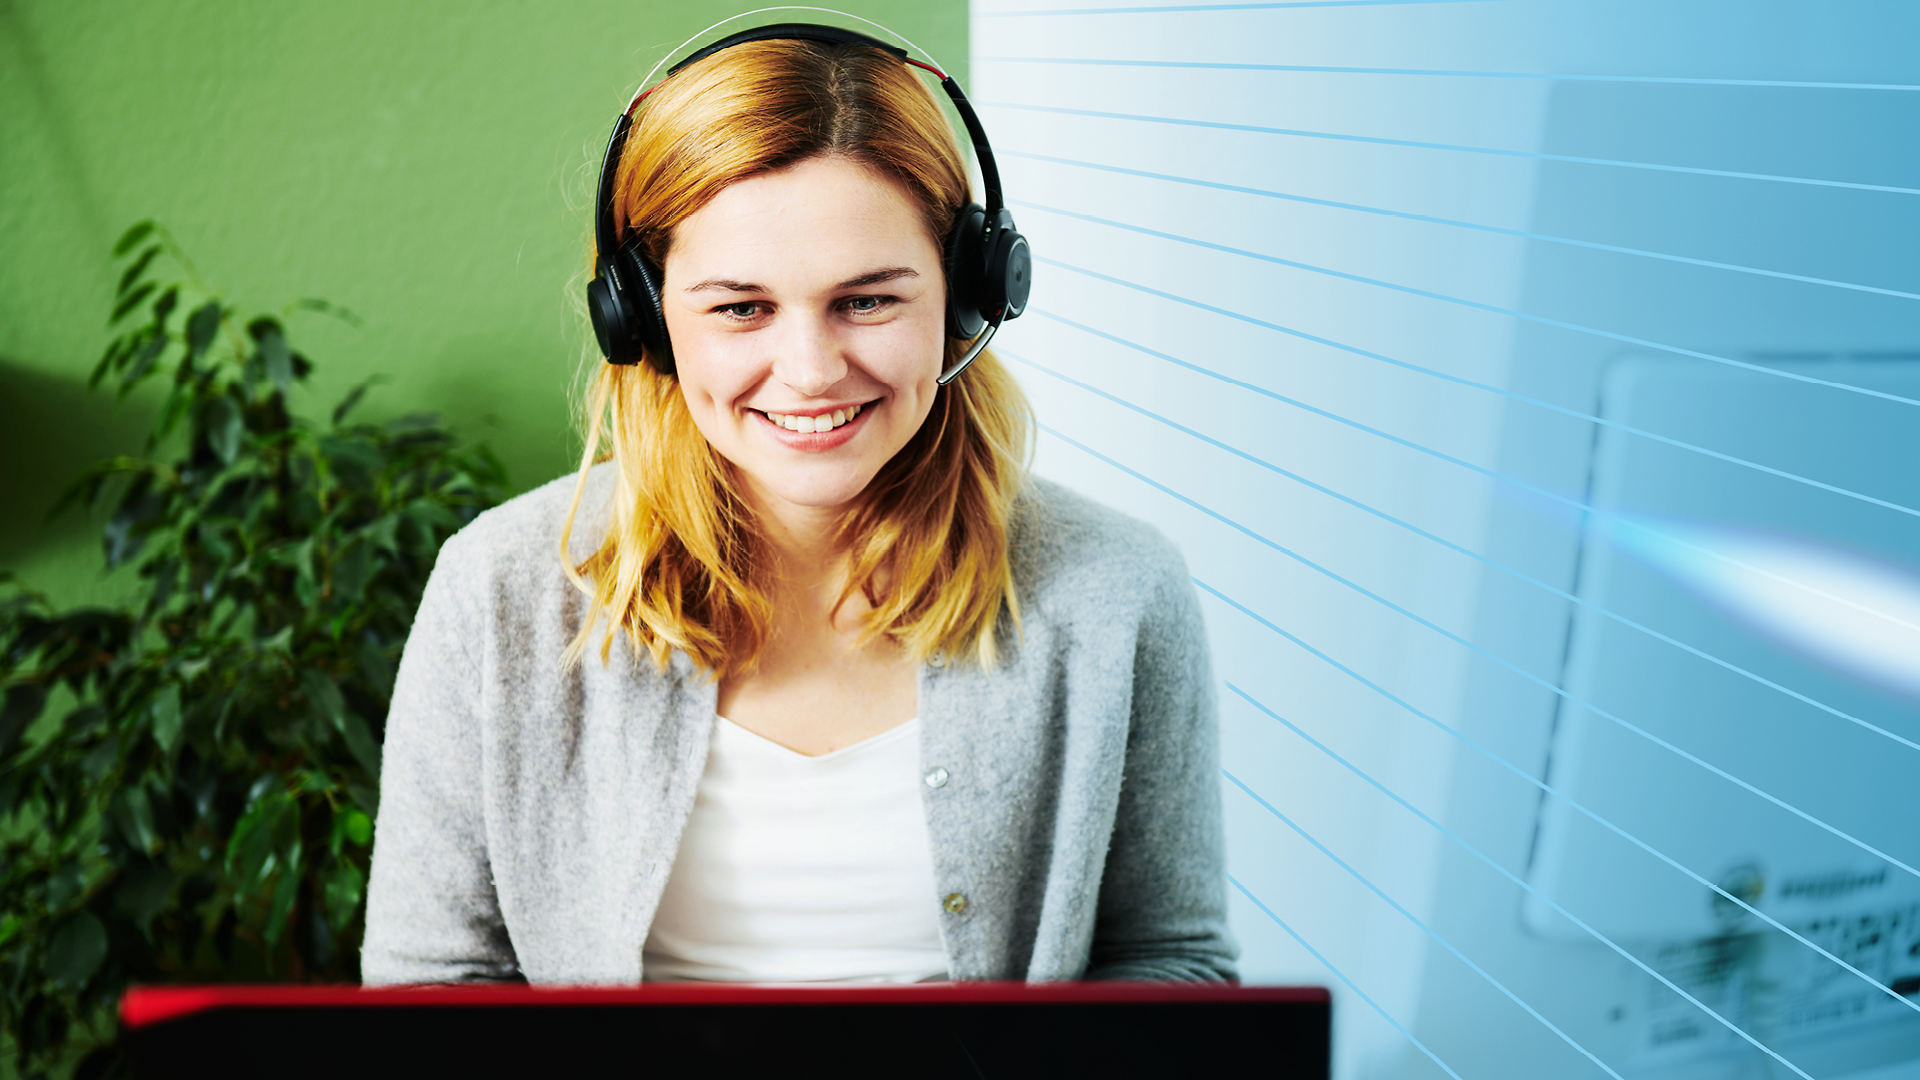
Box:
[561,38,1032,678]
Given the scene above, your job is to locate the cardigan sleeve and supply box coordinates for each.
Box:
[1083,553,1239,982]
[361,539,522,984]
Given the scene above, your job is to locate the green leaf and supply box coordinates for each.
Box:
[112,785,159,852]
[64,702,107,737]
[103,473,164,568]
[347,780,380,816]
[407,500,463,536]
[110,282,157,324]
[337,709,382,781]
[114,862,174,934]
[323,861,365,932]
[252,319,293,394]
[332,538,375,599]
[319,435,385,486]
[205,394,243,465]
[330,803,373,854]
[364,512,401,554]
[150,685,183,752]
[330,374,390,426]
[357,636,395,698]
[263,843,304,945]
[291,296,362,328]
[90,335,133,389]
[0,682,47,756]
[117,245,161,295]
[81,739,118,781]
[118,332,169,396]
[226,789,290,889]
[46,863,86,911]
[185,301,221,361]
[343,808,372,846]
[293,537,319,609]
[300,668,345,727]
[46,912,107,990]
[156,383,194,440]
[112,219,156,257]
[258,625,293,654]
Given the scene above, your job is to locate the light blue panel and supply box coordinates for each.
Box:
[973,1,1920,1078]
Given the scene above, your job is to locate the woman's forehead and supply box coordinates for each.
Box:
[666,157,939,291]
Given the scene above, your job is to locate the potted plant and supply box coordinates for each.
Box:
[0,223,507,1077]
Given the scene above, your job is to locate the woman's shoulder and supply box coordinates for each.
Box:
[1011,477,1191,607]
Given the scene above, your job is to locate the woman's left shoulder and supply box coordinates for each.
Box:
[1010,477,1192,612]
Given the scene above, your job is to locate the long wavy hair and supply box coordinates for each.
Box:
[561,38,1032,678]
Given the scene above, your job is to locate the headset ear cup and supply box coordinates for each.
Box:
[587,265,639,364]
[982,208,1031,321]
[944,202,988,341]
[625,249,675,374]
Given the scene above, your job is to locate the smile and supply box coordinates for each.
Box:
[761,403,863,434]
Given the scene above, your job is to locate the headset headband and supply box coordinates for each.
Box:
[596,24,1005,255]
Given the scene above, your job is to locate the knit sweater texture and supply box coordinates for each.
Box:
[361,465,1237,985]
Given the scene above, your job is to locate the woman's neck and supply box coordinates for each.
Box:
[719,484,916,755]
[744,487,859,627]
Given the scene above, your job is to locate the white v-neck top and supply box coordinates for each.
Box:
[639,716,950,983]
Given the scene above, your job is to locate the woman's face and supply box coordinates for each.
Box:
[662,155,946,517]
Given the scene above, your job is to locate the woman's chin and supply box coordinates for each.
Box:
[740,470,885,517]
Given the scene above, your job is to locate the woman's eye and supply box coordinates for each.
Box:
[717,302,762,320]
[844,295,892,314]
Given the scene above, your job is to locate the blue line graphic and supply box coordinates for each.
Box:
[978,99,1920,196]
[1002,149,1919,300]
[1030,252,1920,519]
[977,55,1920,91]
[1196,566,1920,1029]
[1023,303,1920,678]
[1223,767,1627,1078]
[1029,416,1919,879]
[979,0,1497,16]
[1222,684,1863,1073]
[1022,202,1920,419]
[1030,421,1920,1018]
[1004,338,1918,754]
[1226,874,1467,1080]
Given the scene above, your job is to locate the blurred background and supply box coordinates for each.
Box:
[6,2,1918,1078]
[0,0,965,606]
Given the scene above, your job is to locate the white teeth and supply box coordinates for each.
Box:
[765,404,863,433]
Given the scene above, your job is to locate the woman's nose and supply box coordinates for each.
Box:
[768,313,848,397]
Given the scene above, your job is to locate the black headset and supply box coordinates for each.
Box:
[585,22,1030,386]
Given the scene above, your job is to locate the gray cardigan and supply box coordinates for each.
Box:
[361,466,1237,985]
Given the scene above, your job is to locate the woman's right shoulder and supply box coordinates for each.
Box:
[435,462,616,578]
[413,462,618,644]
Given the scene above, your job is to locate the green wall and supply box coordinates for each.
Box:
[0,0,968,605]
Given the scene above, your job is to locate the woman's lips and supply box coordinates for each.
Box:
[751,400,875,450]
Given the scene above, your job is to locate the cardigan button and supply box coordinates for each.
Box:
[924,767,949,789]
[928,650,948,669]
[943,892,968,914]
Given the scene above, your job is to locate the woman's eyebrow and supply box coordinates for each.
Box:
[681,267,919,294]
[684,278,766,294]
[834,266,919,289]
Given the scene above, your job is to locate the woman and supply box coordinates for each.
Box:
[362,24,1235,986]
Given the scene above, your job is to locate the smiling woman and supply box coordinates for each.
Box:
[360,23,1236,988]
